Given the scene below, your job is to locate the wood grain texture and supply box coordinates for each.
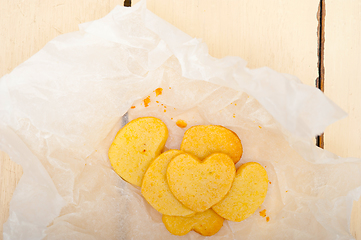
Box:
[0,0,123,77]
[0,0,360,239]
[323,0,361,238]
[323,0,361,159]
[133,0,319,87]
[0,152,22,240]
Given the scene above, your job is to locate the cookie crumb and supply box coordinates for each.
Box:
[155,88,163,96]
[176,120,187,128]
[259,209,266,217]
[143,96,151,107]
[266,217,270,222]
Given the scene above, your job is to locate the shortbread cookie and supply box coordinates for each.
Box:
[180,125,243,164]
[212,162,268,221]
[167,153,236,212]
[162,209,224,236]
[142,150,195,216]
[108,117,168,186]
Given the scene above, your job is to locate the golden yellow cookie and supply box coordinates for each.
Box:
[212,162,268,222]
[162,209,224,236]
[141,150,195,216]
[167,153,236,212]
[108,117,168,187]
[180,125,243,164]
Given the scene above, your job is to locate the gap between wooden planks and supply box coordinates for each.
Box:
[131,0,361,238]
[316,0,325,149]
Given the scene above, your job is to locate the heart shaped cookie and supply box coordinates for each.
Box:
[162,209,224,236]
[212,162,268,222]
[108,117,168,186]
[141,150,195,216]
[167,153,236,212]
[180,125,243,164]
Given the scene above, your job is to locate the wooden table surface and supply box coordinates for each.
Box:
[1,0,360,239]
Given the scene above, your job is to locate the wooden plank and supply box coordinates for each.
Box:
[323,0,361,238]
[323,1,361,158]
[3,0,359,239]
[0,0,124,77]
[0,1,124,239]
[135,0,360,238]
[0,153,22,240]
[133,0,319,88]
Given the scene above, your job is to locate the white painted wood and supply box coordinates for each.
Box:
[135,0,360,238]
[323,0,361,238]
[1,0,359,238]
[133,0,319,87]
[324,0,361,158]
[0,152,22,240]
[0,1,123,239]
[0,0,123,77]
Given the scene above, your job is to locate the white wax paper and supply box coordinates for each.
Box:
[1,1,360,239]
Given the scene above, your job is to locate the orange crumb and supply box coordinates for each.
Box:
[176,119,187,128]
[131,106,136,109]
[161,104,163,106]
[155,88,163,96]
[259,209,266,218]
[143,96,151,107]
[266,217,270,222]
[259,126,262,129]
[234,103,237,106]
[233,115,235,118]
[164,109,167,112]
[164,106,167,108]
[143,149,146,152]
[156,101,159,103]
[169,87,172,89]
[269,182,271,184]
[171,118,173,120]
[286,191,288,193]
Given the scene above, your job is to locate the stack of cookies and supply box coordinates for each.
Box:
[109,117,268,236]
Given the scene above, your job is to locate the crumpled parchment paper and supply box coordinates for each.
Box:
[1,1,361,239]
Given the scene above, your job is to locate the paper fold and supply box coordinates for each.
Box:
[0,1,359,239]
